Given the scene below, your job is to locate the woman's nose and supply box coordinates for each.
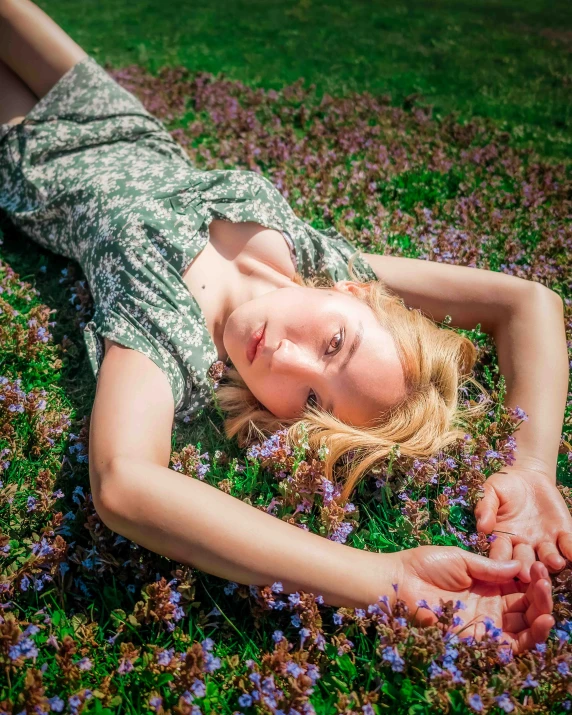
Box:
[271,339,315,377]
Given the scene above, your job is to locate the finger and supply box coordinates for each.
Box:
[503,612,526,632]
[537,541,566,573]
[501,565,548,610]
[557,532,572,562]
[474,483,500,534]
[503,592,529,613]
[464,553,521,583]
[530,561,550,582]
[489,534,514,562]
[513,543,537,583]
[513,614,555,655]
[526,578,553,625]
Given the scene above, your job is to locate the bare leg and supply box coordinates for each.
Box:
[0,0,87,99]
[0,57,37,124]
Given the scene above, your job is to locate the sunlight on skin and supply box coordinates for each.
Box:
[224,284,407,425]
[397,551,554,654]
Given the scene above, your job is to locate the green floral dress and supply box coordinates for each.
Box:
[0,56,377,422]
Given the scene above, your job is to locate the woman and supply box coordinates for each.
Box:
[0,0,568,652]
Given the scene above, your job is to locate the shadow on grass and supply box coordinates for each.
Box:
[0,214,242,459]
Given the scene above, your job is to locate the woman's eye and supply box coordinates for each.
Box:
[326,329,344,356]
[306,390,318,408]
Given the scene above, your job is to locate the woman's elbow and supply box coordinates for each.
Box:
[89,455,131,530]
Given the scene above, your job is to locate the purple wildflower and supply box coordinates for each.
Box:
[49,696,65,712]
[328,521,353,543]
[381,646,405,673]
[286,661,304,678]
[523,674,539,688]
[495,693,514,713]
[238,694,253,708]
[224,581,239,595]
[117,658,134,675]
[288,592,301,606]
[190,679,206,697]
[157,648,174,666]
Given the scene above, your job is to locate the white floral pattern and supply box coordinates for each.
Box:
[0,56,377,421]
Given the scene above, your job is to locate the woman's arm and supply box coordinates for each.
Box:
[89,342,390,608]
[0,0,87,100]
[100,456,386,608]
[89,343,557,650]
[364,253,571,579]
[488,287,567,476]
[363,254,568,475]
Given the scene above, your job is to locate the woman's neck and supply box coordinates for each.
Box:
[183,236,294,362]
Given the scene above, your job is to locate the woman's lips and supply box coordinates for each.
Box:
[246,323,266,364]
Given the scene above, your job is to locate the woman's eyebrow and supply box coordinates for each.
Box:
[340,321,364,371]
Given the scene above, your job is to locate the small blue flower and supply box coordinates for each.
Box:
[190,679,206,697]
[238,694,253,708]
[381,646,405,673]
[468,694,483,712]
[555,629,570,646]
[495,692,514,713]
[224,581,238,595]
[497,647,513,665]
[203,653,221,673]
[428,661,443,679]
[286,661,304,678]
[249,672,261,686]
[49,696,65,713]
[157,648,174,666]
[288,592,301,606]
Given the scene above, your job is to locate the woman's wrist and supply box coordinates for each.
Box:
[101,457,406,610]
[500,455,556,483]
[344,549,402,611]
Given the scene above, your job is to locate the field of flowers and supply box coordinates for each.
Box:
[0,60,571,714]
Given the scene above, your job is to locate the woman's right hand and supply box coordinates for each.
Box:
[387,545,554,654]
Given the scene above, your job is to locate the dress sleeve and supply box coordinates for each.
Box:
[83,308,188,414]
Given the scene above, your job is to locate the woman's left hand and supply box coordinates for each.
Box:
[475,466,572,582]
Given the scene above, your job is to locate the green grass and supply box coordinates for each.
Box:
[38,0,572,157]
[1,1,572,712]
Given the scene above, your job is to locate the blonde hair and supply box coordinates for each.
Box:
[216,256,490,500]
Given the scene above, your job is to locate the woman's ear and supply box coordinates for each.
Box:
[334,280,370,297]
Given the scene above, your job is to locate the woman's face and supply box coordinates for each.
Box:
[223,282,407,427]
